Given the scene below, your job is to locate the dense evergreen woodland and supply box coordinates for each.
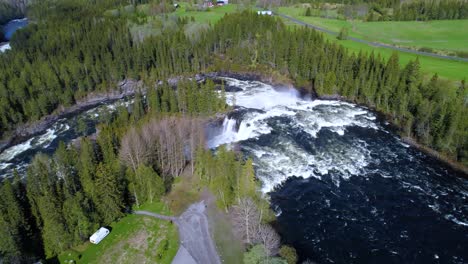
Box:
[1,0,465,163]
[0,78,236,261]
[0,0,467,261]
[393,0,468,21]
[287,0,468,21]
[0,0,25,25]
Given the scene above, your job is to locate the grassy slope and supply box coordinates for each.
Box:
[58,202,178,264]
[278,6,468,81]
[174,3,239,23]
[279,6,468,52]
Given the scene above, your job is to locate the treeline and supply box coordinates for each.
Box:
[209,12,467,165]
[0,0,196,136]
[0,0,25,25]
[393,0,468,21]
[281,0,399,8]
[196,147,297,264]
[0,78,226,261]
[286,0,468,21]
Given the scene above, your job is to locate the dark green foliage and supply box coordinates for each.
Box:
[394,0,468,21]
[0,2,23,25]
[337,27,349,40]
[0,179,28,258]
[196,146,258,210]
[279,245,298,264]
[127,165,165,207]
[26,154,74,258]
[288,0,468,21]
[94,162,124,224]
[208,12,466,165]
[0,3,467,260]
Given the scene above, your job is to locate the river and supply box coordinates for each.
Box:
[1,18,28,52]
[0,99,133,177]
[0,76,466,263]
[208,77,468,264]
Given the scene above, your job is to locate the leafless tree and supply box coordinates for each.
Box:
[256,224,280,256]
[230,198,261,245]
[119,127,149,172]
[126,116,206,179]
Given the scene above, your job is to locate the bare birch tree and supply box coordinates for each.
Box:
[125,116,206,180]
[256,224,280,256]
[119,127,149,172]
[231,198,261,245]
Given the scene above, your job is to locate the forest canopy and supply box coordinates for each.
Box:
[0,0,467,262]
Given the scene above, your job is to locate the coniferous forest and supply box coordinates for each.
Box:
[0,0,467,262]
[285,0,468,21]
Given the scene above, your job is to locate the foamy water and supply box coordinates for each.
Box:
[0,43,11,52]
[0,99,133,177]
[207,77,468,263]
[209,78,378,192]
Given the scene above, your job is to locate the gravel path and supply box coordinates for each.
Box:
[134,201,221,264]
[276,13,468,63]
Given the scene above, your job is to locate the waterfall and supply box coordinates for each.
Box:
[222,118,237,134]
[207,117,238,148]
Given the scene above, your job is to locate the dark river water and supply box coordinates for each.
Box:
[1,18,28,52]
[0,99,133,177]
[2,18,28,40]
[1,76,467,263]
[208,78,468,264]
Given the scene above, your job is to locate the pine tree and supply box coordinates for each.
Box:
[0,180,28,258]
[94,163,124,224]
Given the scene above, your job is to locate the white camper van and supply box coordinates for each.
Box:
[89,227,110,244]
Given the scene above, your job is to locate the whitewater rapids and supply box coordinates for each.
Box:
[207,77,468,263]
[208,77,379,193]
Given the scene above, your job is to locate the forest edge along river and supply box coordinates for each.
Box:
[0,17,28,52]
[0,75,467,263]
[207,77,468,263]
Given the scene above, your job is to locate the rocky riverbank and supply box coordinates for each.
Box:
[0,79,141,153]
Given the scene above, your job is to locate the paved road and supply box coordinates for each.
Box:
[134,201,221,264]
[276,13,468,63]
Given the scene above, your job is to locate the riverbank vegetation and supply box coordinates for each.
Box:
[279,5,468,57]
[279,0,468,21]
[0,71,292,263]
[0,0,467,262]
[58,202,179,264]
[0,1,25,25]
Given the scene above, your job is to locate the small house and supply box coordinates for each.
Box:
[90,227,110,244]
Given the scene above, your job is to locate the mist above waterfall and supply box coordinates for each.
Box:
[207,77,379,192]
[207,77,468,263]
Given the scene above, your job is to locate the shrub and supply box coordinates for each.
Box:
[337,27,349,40]
[279,245,298,264]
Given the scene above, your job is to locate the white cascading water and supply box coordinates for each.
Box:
[0,99,133,178]
[207,77,468,240]
[208,77,379,192]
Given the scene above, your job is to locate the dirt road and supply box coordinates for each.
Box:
[134,201,221,264]
[276,13,468,63]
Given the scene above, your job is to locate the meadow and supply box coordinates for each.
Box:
[278,6,468,81]
[58,202,178,264]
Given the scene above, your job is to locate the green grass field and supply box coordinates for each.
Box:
[173,3,240,23]
[278,6,468,53]
[278,6,468,81]
[58,202,178,264]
